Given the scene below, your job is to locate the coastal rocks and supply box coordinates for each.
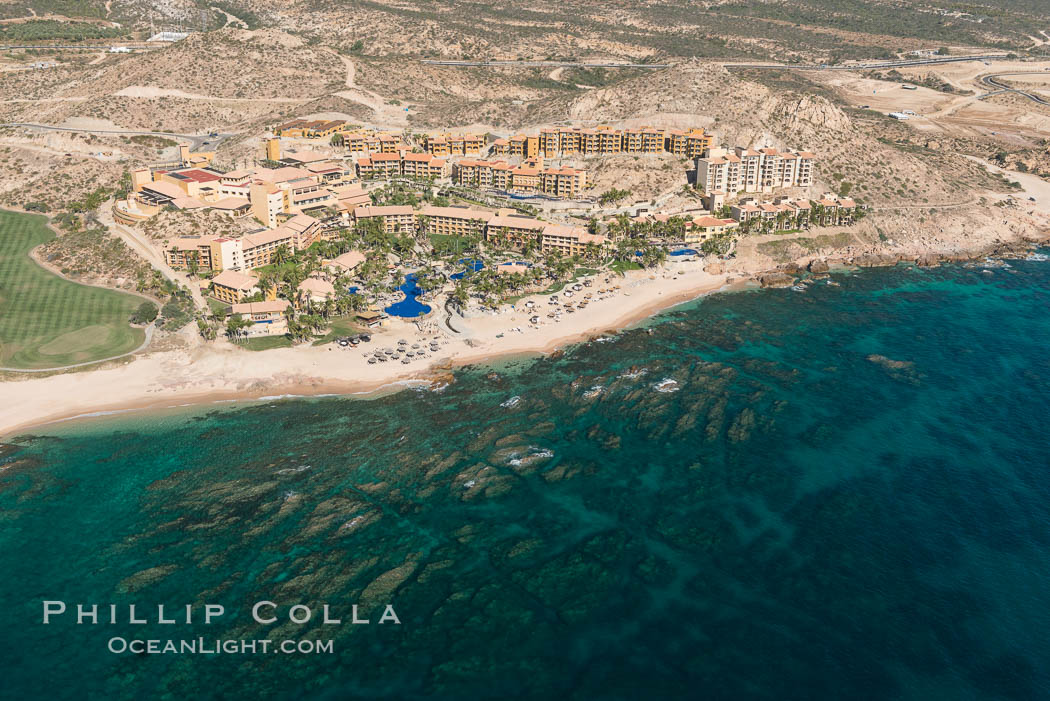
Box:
[807,259,830,274]
[727,408,757,443]
[585,424,621,452]
[490,445,555,474]
[358,561,418,611]
[117,564,178,594]
[854,252,900,268]
[758,272,796,288]
[867,354,920,385]
[867,354,913,371]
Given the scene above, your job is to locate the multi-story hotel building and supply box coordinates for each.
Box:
[483,212,607,256]
[683,215,739,244]
[539,167,587,199]
[696,147,816,201]
[352,205,418,235]
[523,126,711,158]
[422,133,485,157]
[452,159,587,198]
[274,119,346,138]
[341,132,404,155]
[164,214,321,273]
[356,152,450,180]
[210,269,259,304]
[419,205,491,238]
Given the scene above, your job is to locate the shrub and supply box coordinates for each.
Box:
[129,301,158,325]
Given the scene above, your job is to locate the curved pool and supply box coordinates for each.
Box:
[384,273,432,318]
[450,258,485,281]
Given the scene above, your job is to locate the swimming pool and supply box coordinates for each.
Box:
[384,273,432,318]
[450,259,485,281]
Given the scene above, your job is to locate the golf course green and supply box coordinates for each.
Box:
[0,209,146,369]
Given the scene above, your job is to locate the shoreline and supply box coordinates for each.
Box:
[0,268,742,439]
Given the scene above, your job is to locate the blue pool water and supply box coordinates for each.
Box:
[451,259,485,281]
[670,249,698,256]
[384,273,432,318]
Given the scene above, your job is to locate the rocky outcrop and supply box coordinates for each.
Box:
[854,253,900,268]
[758,272,795,288]
[777,95,852,133]
[807,259,830,273]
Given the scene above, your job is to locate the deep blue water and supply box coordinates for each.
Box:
[384,272,432,318]
[450,259,485,281]
[3,256,1050,700]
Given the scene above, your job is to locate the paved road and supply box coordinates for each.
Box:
[0,43,157,50]
[978,72,1050,105]
[0,122,236,150]
[96,199,206,310]
[727,54,1012,71]
[422,60,669,69]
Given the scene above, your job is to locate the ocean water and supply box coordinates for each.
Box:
[3,256,1050,700]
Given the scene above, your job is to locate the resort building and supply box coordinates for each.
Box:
[227,300,291,335]
[329,183,371,215]
[250,182,285,228]
[730,197,817,231]
[352,205,418,235]
[356,152,450,180]
[419,205,492,238]
[539,167,587,199]
[422,133,485,157]
[695,146,816,198]
[325,250,366,274]
[165,214,321,274]
[491,135,540,159]
[811,194,857,226]
[164,235,216,269]
[484,211,608,256]
[274,119,346,138]
[683,216,739,243]
[297,277,337,304]
[340,131,404,155]
[539,223,607,256]
[210,269,259,304]
[452,159,587,198]
[517,125,711,158]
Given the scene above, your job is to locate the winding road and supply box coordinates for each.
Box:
[978,72,1050,105]
[0,122,236,150]
[726,54,1012,71]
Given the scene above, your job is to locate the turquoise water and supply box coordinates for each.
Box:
[3,256,1050,699]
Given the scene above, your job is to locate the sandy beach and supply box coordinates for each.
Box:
[0,265,733,438]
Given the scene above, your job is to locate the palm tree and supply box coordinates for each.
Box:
[272,244,293,267]
[225,314,252,343]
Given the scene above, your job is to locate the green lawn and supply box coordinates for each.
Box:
[242,335,293,351]
[207,297,229,316]
[0,209,145,369]
[609,260,643,274]
[311,316,367,346]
